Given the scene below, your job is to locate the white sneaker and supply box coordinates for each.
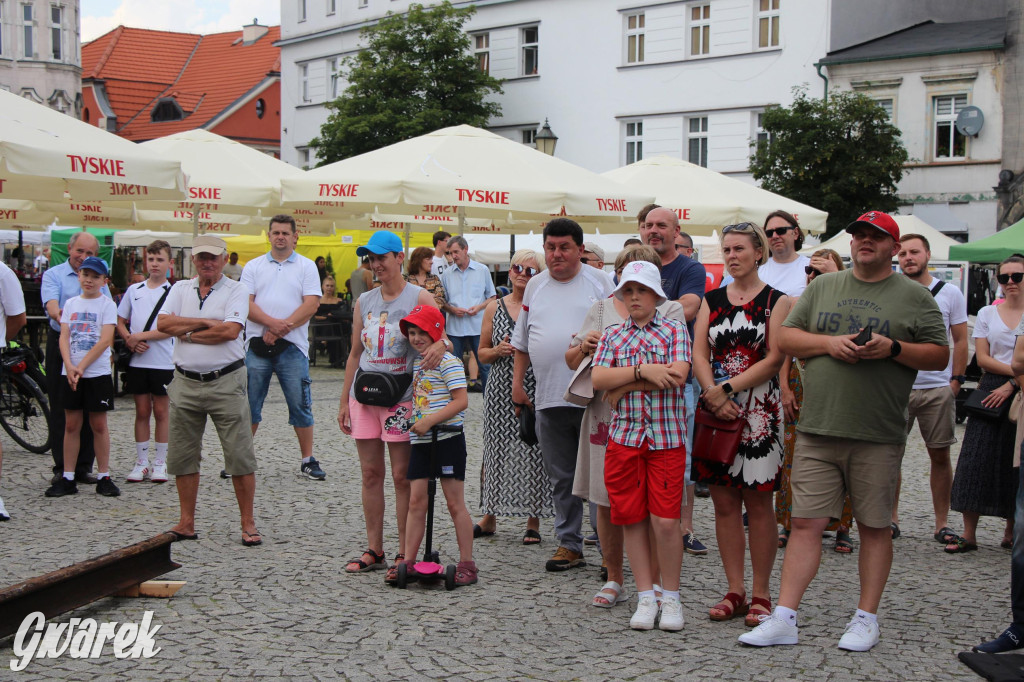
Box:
[0,495,8,520]
[738,613,799,647]
[630,595,660,630]
[659,595,685,631]
[150,462,168,483]
[126,462,150,483]
[838,617,880,651]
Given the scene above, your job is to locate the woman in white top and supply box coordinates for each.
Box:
[949,255,1024,552]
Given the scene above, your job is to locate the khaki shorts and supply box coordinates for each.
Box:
[166,369,257,477]
[906,386,957,448]
[790,432,903,529]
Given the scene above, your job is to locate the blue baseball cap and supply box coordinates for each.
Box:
[356,231,404,256]
[79,256,109,276]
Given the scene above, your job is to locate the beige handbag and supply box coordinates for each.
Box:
[563,302,604,407]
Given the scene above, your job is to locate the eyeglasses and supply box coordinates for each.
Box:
[675,244,693,252]
[511,264,538,277]
[765,225,795,238]
[722,222,757,234]
[804,266,822,277]
[997,272,1024,284]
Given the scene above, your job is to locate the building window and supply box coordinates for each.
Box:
[690,5,710,56]
[151,98,184,122]
[474,33,489,74]
[520,25,538,76]
[521,128,536,147]
[688,117,709,167]
[300,64,310,103]
[22,3,33,58]
[327,58,340,99]
[358,0,368,8]
[625,121,643,164]
[327,0,336,15]
[755,112,771,150]
[757,0,780,48]
[50,4,62,60]
[934,94,967,159]
[625,13,644,64]
[255,98,265,119]
[298,148,311,169]
[874,97,894,122]
[298,0,306,22]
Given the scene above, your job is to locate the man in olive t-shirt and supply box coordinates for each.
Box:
[739,211,949,653]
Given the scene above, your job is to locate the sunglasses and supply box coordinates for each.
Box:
[722,222,757,233]
[580,257,595,264]
[511,264,538,277]
[804,266,822,277]
[765,225,795,238]
[997,272,1024,284]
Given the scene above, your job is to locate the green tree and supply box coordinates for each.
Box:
[310,2,503,163]
[749,88,909,237]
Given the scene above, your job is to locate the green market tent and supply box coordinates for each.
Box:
[49,227,117,266]
[948,218,1024,263]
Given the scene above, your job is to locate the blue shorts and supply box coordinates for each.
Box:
[246,343,314,428]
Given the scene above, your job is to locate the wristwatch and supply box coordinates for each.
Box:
[888,339,902,358]
[186,331,193,343]
[721,382,735,398]
[951,375,967,383]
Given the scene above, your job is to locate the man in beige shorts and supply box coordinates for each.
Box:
[157,235,261,547]
[740,211,949,652]
[892,234,968,546]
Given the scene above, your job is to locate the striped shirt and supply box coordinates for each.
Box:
[410,352,467,444]
[593,310,691,450]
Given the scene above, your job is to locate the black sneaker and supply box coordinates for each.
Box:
[694,482,711,498]
[45,477,78,497]
[96,477,121,497]
[301,457,327,481]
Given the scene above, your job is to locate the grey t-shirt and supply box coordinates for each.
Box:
[352,283,422,403]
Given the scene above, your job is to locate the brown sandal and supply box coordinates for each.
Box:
[345,548,386,573]
[709,592,749,621]
[745,596,772,627]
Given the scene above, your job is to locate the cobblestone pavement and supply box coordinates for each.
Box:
[0,365,1014,680]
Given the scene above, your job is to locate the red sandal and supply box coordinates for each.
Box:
[745,596,772,627]
[709,592,749,621]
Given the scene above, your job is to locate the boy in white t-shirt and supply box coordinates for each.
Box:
[117,240,175,483]
[46,257,119,498]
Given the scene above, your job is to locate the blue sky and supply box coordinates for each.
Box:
[82,0,281,42]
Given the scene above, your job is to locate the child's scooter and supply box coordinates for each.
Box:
[397,424,463,590]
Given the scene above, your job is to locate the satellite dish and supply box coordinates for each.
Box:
[956,106,984,137]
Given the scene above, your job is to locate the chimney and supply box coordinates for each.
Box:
[242,19,269,45]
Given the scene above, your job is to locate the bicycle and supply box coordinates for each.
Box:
[0,342,51,454]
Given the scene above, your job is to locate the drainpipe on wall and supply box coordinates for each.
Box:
[815,62,829,102]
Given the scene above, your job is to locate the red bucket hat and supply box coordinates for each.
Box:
[399,305,445,343]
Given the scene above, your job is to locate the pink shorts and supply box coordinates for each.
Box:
[348,397,413,442]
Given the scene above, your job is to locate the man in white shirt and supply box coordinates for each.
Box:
[894,233,969,545]
[431,230,452,276]
[242,215,325,480]
[512,218,613,572]
[0,260,25,519]
[758,210,810,298]
[223,252,243,281]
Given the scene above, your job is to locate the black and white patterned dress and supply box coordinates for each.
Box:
[479,299,554,518]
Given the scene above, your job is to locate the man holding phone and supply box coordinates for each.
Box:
[740,211,949,652]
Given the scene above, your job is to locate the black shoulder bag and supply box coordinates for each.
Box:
[116,284,171,371]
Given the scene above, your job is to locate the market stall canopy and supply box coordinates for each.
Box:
[602,156,828,235]
[803,215,963,260]
[948,217,1024,263]
[280,125,653,225]
[0,88,185,202]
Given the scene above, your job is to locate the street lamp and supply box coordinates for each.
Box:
[535,118,558,156]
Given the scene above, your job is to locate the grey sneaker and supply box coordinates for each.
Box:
[301,457,327,480]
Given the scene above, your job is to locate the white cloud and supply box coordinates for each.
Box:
[82,0,280,42]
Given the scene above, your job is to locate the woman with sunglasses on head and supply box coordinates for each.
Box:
[474,250,552,544]
[948,255,1024,552]
[693,222,790,626]
[566,244,687,609]
[775,250,856,553]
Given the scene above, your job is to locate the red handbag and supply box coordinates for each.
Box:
[692,391,752,466]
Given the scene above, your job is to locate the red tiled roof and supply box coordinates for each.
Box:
[81,25,280,141]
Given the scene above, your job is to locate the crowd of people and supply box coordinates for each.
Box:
[5,208,1024,655]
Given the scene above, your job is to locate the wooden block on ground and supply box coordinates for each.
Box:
[114,580,185,598]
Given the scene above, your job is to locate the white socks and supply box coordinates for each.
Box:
[153,442,167,465]
[136,442,149,467]
[855,609,877,625]
[774,605,798,625]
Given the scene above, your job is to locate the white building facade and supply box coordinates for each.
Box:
[278,0,831,177]
[0,0,80,113]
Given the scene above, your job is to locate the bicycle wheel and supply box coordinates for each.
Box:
[0,372,51,453]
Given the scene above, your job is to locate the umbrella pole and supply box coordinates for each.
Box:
[404,222,410,256]
[510,234,515,262]
[458,206,465,236]
[192,202,200,237]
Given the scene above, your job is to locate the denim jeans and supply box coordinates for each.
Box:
[450,334,490,389]
[1013,458,1024,625]
[246,343,314,428]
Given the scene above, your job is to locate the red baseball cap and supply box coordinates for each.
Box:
[399,305,445,343]
[845,211,900,241]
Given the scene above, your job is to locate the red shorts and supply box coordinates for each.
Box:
[605,439,686,526]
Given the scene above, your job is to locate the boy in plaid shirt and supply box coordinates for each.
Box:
[592,260,691,631]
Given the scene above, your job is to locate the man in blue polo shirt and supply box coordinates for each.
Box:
[441,236,495,391]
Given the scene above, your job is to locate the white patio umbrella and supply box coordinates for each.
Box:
[800,214,963,260]
[0,88,185,202]
[602,156,828,236]
[280,125,654,228]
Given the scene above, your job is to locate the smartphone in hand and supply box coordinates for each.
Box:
[853,326,873,346]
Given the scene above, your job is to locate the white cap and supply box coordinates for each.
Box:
[613,260,667,306]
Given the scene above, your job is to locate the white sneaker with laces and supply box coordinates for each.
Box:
[126,462,149,483]
[630,595,660,630]
[150,462,168,483]
[738,613,799,646]
[659,596,685,631]
[0,495,9,520]
[838,617,880,651]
